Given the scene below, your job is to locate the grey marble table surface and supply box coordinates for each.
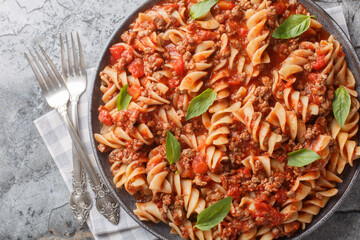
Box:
[1,0,360,239]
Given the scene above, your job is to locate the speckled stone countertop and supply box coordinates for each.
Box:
[1,0,360,239]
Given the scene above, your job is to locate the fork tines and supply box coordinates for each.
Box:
[60,32,86,79]
[25,47,66,93]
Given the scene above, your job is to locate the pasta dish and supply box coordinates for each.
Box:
[94,0,360,239]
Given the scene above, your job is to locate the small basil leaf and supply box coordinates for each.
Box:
[272,14,311,39]
[194,197,232,231]
[190,0,218,20]
[287,149,321,167]
[333,86,351,127]
[186,88,217,120]
[116,84,132,110]
[165,131,181,165]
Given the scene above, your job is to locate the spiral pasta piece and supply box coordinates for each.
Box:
[193,40,216,71]
[146,146,172,194]
[125,157,148,195]
[134,202,167,223]
[266,102,298,140]
[245,1,270,67]
[281,87,319,122]
[234,101,282,154]
[173,174,206,218]
[242,155,271,177]
[278,42,315,80]
[206,102,241,146]
[332,38,356,88]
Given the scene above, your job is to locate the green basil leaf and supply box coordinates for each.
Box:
[194,197,232,231]
[165,131,181,165]
[190,0,218,20]
[333,86,351,127]
[272,14,312,39]
[186,88,217,120]
[287,149,321,167]
[116,84,132,110]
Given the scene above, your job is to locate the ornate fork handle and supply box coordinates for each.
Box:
[57,104,120,225]
[70,170,91,224]
[89,174,120,224]
[69,96,92,225]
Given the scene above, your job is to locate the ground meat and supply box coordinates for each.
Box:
[231,5,243,18]
[113,110,136,135]
[183,51,195,70]
[121,30,136,44]
[97,143,107,153]
[238,0,251,11]
[153,16,167,30]
[296,3,308,14]
[144,53,163,76]
[267,7,277,29]
[205,188,225,204]
[109,147,142,164]
[178,149,196,179]
[349,97,359,116]
[304,116,328,141]
[152,120,170,144]
[193,175,211,187]
[221,219,255,239]
[230,202,251,219]
[154,193,172,219]
[229,124,261,164]
[215,13,227,24]
[249,86,272,114]
[174,195,184,209]
[289,0,298,6]
[260,76,272,87]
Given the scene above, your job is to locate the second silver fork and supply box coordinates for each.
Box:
[60,32,91,225]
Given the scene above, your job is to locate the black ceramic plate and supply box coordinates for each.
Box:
[89,1,360,239]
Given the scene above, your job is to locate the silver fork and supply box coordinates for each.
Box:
[25,46,120,225]
[60,32,91,225]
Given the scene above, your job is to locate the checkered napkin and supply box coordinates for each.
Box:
[34,6,349,240]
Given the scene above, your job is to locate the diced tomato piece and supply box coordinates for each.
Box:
[173,58,185,76]
[227,184,241,200]
[252,201,283,227]
[237,167,251,178]
[181,168,195,179]
[228,76,242,86]
[109,45,125,60]
[168,78,180,88]
[275,189,287,204]
[192,153,208,174]
[98,106,112,126]
[218,1,235,10]
[110,56,117,65]
[308,73,321,82]
[284,77,296,88]
[127,84,141,100]
[312,54,326,70]
[239,27,248,39]
[195,30,219,43]
[274,2,287,15]
[163,3,179,10]
[128,58,145,78]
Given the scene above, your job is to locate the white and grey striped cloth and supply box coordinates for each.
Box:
[34,6,349,240]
